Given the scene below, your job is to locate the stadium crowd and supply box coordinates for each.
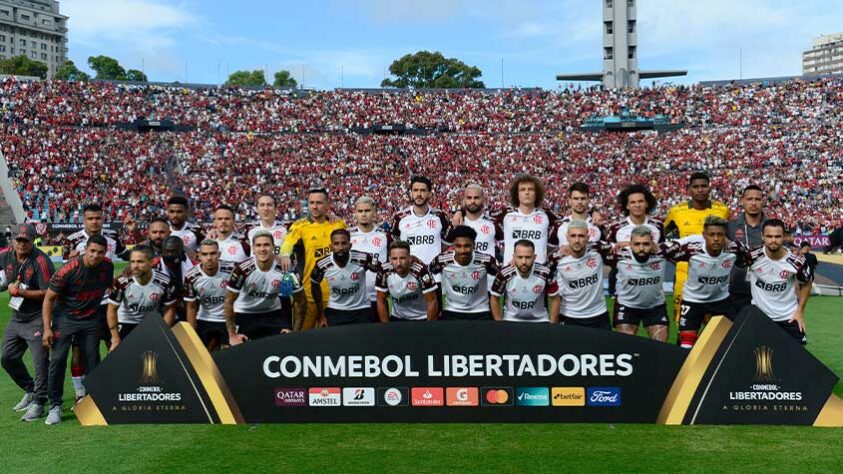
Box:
[0,75,841,230]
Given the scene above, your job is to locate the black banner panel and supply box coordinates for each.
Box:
[77,311,843,426]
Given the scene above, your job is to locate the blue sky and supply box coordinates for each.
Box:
[62,0,843,89]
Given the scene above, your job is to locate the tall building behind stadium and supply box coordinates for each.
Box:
[803,33,843,75]
[0,0,67,78]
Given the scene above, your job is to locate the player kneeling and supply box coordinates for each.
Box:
[375,241,439,322]
[610,226,669,341]
[746,219,812,345]
[311,229,382,326]
[106,245,177,351]
[225,231,305,345]
[490,240,557,323]
[184,240,236,351]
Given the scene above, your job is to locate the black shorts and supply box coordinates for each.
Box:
[678,298,734,331]
[235,309,291,340]
[196,320,229,347]
[561,313,612,330]
[729,293,753,315]
[776,320,808,346]
[441,310,493,321]
[118,322,138,340]
[325,307,373,326]
[613,301,668,328]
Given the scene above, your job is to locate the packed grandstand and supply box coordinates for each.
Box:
[0,76,841,235]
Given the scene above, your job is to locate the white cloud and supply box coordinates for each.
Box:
[63,0,196,38]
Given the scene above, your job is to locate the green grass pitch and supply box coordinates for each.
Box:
[0,262,840,472]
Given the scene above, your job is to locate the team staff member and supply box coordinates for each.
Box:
[745,220,812,344]
[42,236,114,425]
[184,240,237,351]
[279,188,346,330]
[375,241,439,322]
[106,245,177,349]
[429,226,499,320]
[664,172,731,322]
[726,184,768,313]
[226,231,306,345]
[311,229,382,326]
[0,224,55,422]
[490,240,556,323]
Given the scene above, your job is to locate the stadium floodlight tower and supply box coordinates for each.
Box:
[556,0,686,89]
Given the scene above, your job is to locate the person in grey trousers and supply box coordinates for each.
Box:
[0,224,55,421]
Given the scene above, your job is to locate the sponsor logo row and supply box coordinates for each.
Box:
[275,387,621,408]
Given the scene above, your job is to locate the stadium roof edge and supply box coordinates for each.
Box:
[700,72,843,87]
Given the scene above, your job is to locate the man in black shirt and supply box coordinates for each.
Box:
[799,241,819,281]
[0,224,55,421]
[42,235,114,425]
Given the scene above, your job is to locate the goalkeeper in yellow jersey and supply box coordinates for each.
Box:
[279,187,346,330]
[664,172,731,322]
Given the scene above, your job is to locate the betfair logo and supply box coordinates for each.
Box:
[139,351,161,385]
[753,346,777,382]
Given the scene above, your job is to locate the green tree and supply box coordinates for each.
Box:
[381,51,484,89]
[54,60,91,81]
[226,70,267,87]
[273,70,297,88]
[0,55,48,79]
[126,69,148,82]
[87,55,127,80]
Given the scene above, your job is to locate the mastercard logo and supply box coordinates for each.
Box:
[481,387,514,406]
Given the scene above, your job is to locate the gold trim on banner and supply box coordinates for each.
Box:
[172,323,245,424]
[657,316,733,425]
[814,394,843,427]
[75,395,108,426]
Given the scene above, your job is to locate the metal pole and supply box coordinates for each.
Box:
[739,47,743,80]
[341,65,344,89]
[501,58,504,88]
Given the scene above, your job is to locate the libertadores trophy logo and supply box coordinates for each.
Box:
[139,351,161,385]
[753,346,777,382]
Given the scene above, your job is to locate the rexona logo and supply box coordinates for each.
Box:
[411,387,444,407]
[587,387,622,407]
[342,387,375,407]
[377,387,409,407]
[481,387,514,406]
[446,387,479,407]
[308,387,341,407]
[274,388,307,407]
[515,387,550,406]
[551,387,585,406]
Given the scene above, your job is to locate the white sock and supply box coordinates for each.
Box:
[72,376,86,398]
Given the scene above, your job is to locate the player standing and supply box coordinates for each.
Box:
[279,188,346,330]
[166,195,204,259]
[554,182,603,247]
[244,194,289,256]
[389,176,452,267]
[349,196,390,320]
[210,205,250,263]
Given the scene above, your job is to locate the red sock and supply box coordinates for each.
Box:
[679,331,698,349]
[71,364,85,378]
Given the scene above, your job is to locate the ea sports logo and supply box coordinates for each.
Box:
[372,237,383,247]
[532,284,543,294]
[351,273,360,281]
[533,215,543,225]
[471,271,481,281]
[149,292,161,302]
[779,270,791,279]
[586,257,597,268]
